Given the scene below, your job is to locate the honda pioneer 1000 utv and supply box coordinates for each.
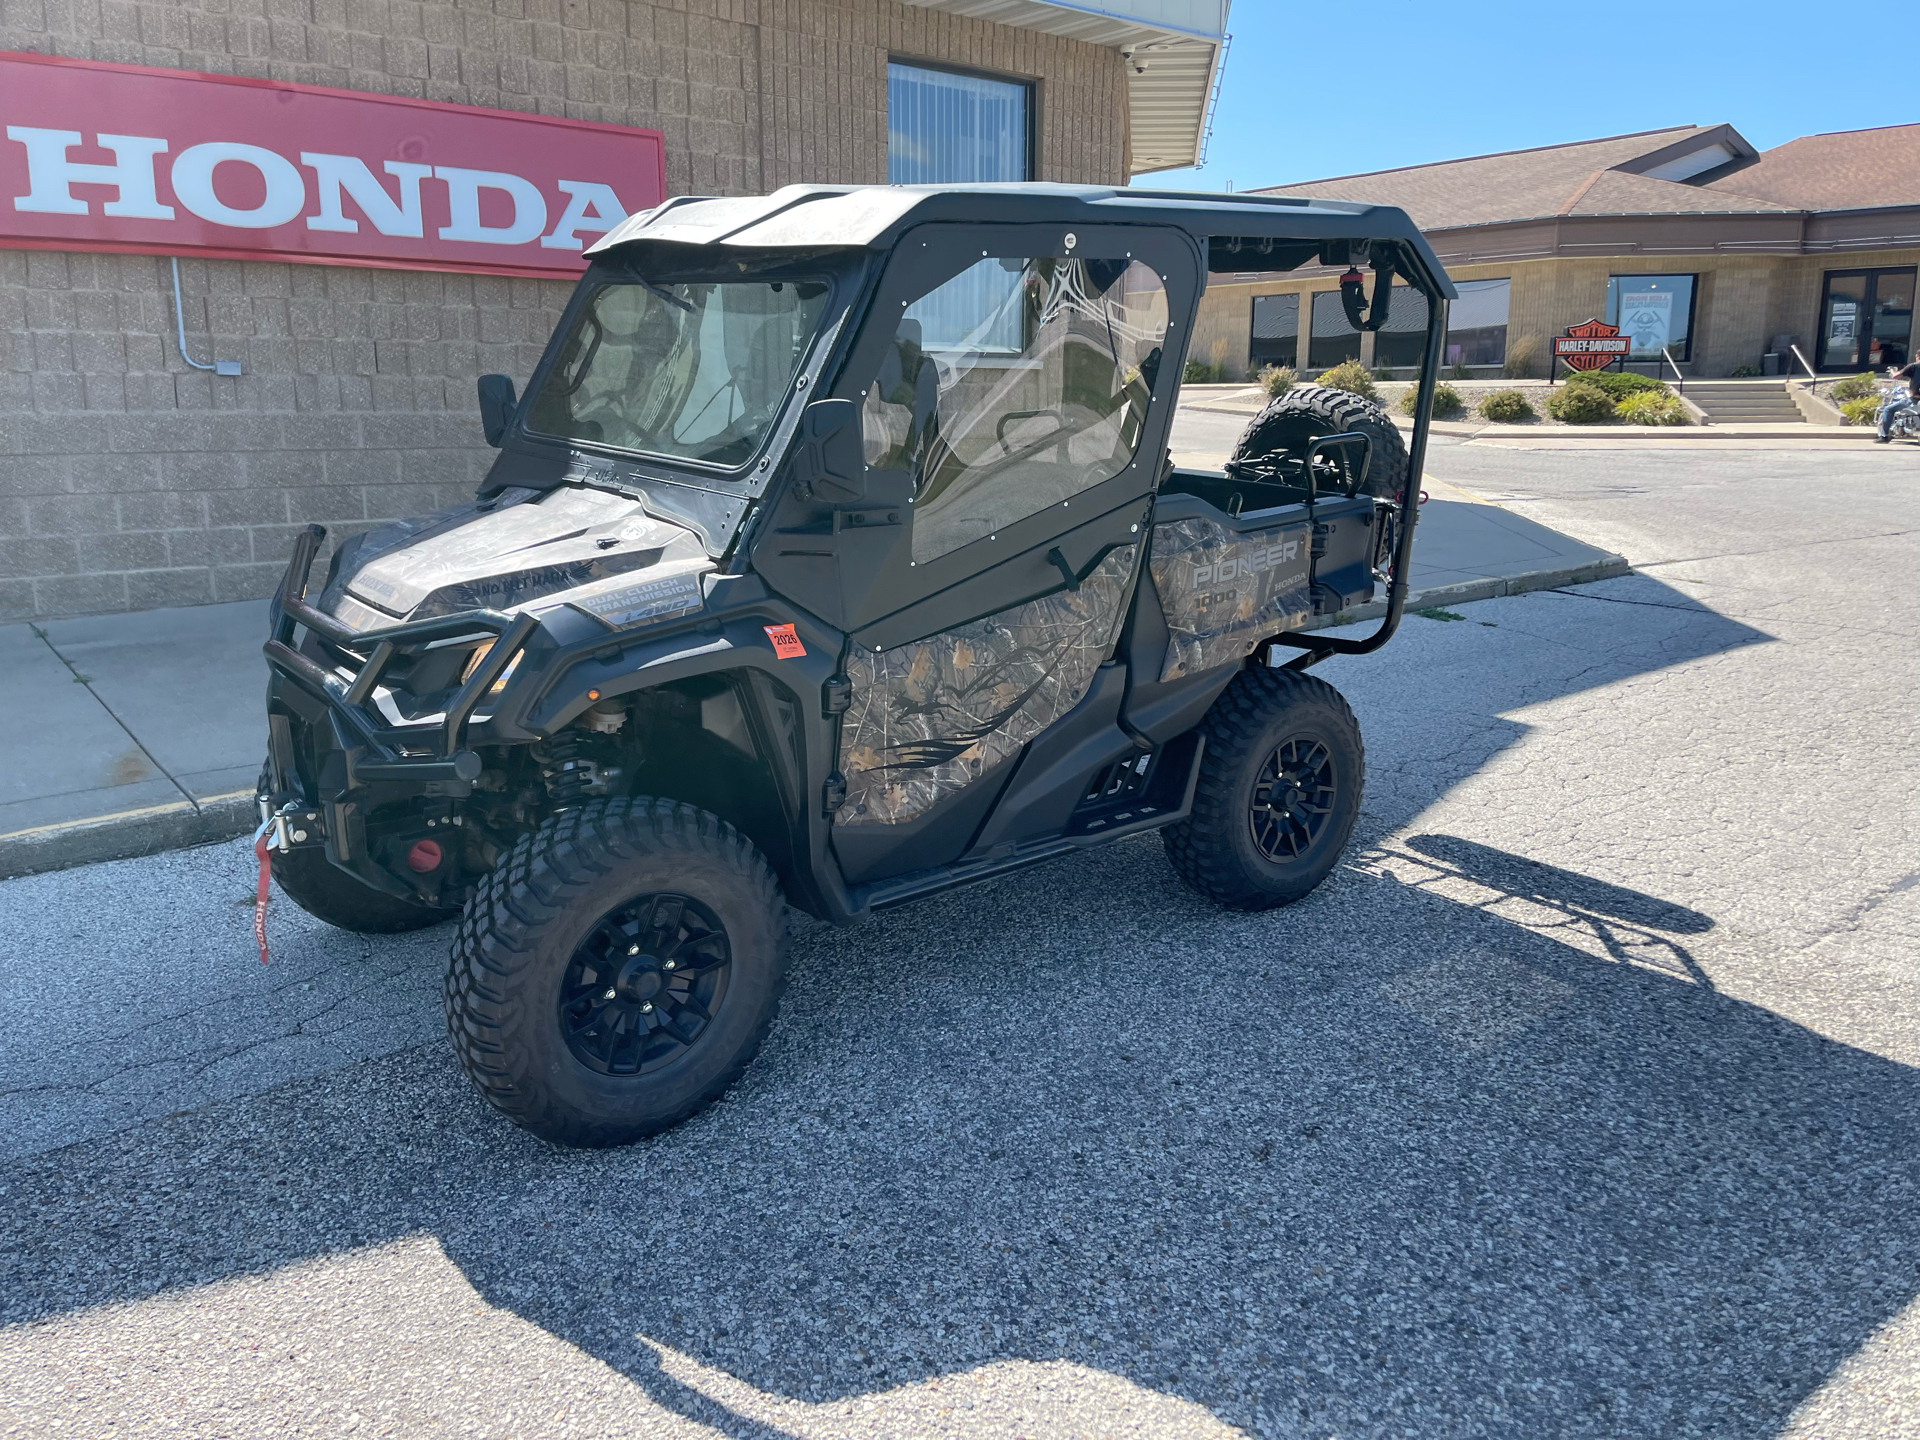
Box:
[258,184,1455,1146]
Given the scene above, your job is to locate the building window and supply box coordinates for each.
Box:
[1309,290,1360,370]
[887,61,1031,185]
[1446,278,1509,367]
[1374,285,1432,370]
[1605,275,1696,362]
[1249,293,1298,368]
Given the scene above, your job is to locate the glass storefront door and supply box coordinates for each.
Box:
[1817,268,1916,371]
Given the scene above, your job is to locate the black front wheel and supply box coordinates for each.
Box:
[445,797,787,1147]
[1163,668,1365,910]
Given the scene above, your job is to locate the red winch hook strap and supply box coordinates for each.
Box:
[251,819,273,965]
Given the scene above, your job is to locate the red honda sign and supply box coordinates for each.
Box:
[1552,318,1631,372]
[1,51,665,279]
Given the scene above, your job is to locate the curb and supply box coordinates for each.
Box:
[0,791,257,882]
[1301,552,1631,632]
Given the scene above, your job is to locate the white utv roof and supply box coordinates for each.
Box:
[587,184,1457,297]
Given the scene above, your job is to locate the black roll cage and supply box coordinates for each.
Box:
[1198,236,1448,669]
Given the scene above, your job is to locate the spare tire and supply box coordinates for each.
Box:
[1229,383,1410,503]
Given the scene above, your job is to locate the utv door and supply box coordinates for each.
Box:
[752,222,1201,883]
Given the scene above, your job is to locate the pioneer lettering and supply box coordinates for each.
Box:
[1192,538,1301,587]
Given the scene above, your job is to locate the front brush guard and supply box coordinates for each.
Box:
[264,524,538,781]
[260,524,540,897]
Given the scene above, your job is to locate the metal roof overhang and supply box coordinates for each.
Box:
[900,0,1229,174]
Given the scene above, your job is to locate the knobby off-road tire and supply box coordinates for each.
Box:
[445,797,787,1148]
[1232,383,1411,503]
[269,839,458,933]
[1163,668,1365,911]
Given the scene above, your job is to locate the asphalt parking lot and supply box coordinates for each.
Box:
[2,434,1915,1439]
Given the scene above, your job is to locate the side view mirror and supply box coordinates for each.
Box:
[477,374,518,447]
[792,397,865,502]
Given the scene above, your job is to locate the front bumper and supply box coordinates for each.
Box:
[261,524,537,894]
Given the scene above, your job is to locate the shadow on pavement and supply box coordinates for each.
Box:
[1401,834,1716,935]
[1386,833,1720,989]
[6,566,1894,1439]
[3,841,1914,1439]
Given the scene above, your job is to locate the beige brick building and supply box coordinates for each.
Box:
[1,0,1228,620]
[1191,124,1920,389]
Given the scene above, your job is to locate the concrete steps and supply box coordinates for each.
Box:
[1686,380,1807,423]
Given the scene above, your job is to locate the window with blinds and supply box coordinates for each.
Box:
[886,61,1032,185]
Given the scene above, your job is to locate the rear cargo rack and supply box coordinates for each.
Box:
[1268,301,1448,669]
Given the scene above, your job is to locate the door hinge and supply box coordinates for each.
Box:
[822,673,852,717]
[823,772,847,815]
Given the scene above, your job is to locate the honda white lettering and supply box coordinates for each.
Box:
[2,53,666,278]
[7,131,624,249]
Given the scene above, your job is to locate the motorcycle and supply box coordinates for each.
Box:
[1880,381,1920,442]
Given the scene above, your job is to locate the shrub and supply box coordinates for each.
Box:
[1317,359,1376,400]
[1398,382,1464,418]
[1479,388,1536,423]
[1448,360,1472,380]
[1373,360,1396,381]
[1831,372,1878,403]
[1257,364,1297,398]
[1615,390,1690,425]
[1564,369,1666,399]
[1208,336,1232,381]
[1182,358,1216,384]
[1839,395,1880,425]
[1545,383,1617,424]
[1503,334,1541,378]
[1730,364,1762,378]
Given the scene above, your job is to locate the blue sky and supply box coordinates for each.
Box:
[1134,1,1913,192]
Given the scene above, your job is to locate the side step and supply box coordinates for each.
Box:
[853,733,1204,913]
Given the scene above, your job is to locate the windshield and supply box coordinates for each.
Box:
[525,277,830,469]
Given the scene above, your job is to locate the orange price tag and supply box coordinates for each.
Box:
[763,623,806,659]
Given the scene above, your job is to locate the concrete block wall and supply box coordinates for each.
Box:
[0,247,564,618]
[0,0,1129,621]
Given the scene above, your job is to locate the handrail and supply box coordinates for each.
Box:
[1790,344,1819,381]
[1661,347,1685,392]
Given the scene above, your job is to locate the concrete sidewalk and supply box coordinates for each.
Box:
[0,485,1624,877]
[3,603,268,874]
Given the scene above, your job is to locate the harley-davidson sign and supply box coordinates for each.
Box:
[1,50,666,278]
[1552,318,1631,372]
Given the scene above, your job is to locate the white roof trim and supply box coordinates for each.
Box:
[900,0,1228,173]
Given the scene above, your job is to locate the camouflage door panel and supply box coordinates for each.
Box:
[1150,511,1312,682]
[836,548,1137,827]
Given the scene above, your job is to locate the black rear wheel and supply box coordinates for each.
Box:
[1163,668,1365,910]
[445,797,786,1147]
